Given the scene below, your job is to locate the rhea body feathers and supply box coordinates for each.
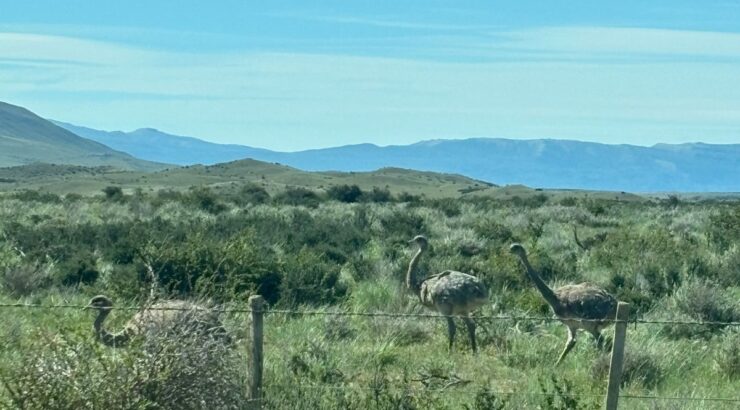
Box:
[86,295,228,347]
[509,243,617,365]
[407,235,488,352]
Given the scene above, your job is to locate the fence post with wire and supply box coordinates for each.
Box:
[1,299,739,408]
[247,294,265,409]
[605,301,630,410]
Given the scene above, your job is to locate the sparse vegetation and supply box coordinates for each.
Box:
[0,184,738,408]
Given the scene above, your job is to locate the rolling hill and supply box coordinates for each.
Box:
[0,159,506,200]
[0,102,166,171]
[58,122,740,192]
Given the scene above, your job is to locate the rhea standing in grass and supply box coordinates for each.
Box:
[406,235,489,352]
[509,243,618,365]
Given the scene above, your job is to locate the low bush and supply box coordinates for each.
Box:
[273,187,321,208]
[101,186,124,202]
[1,331,243,410]
[592,350,664,389]
[280,248,345,307]
[185,186,228,214]
[326,184,364,203]
[663,279,739,339]
[1,262,52,296]
[715,330,740,380]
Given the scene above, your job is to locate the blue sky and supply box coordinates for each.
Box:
[1,1,739,151]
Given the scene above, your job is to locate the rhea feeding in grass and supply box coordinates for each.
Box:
[406,235,489,352]
[85,295,229,347]
[509,243,618,365]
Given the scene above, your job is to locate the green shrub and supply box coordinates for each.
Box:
[714,245,740,287]
[185,186,227,213]
[235,183,270,205]
[147,230,282,303]
[280,248,346,307]
[715,330,740,380]
[596,227,685,309]
[56,252,100,286]
[465,384,507,410]
[326,184,364,203]
[396,191,422,204]
[1,262,52,296]
[342,254,377,282]
[366,186,393,203]
[663,279,739,339]
[583,199,607,216]
[153,189,184,206]
[558,196,578,207]
[707,205,740,251]
[1,331,243,409]
[537,374,598,410]
[323,313,355,341]
[101,185,124,202]
[96,264,144,301]
[274,187,321,208]
[473,219,515,245]
[280,209,369,264]
[379,208,426,241]
[10,189,62,203]
[427,198,462,217]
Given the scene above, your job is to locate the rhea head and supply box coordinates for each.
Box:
[86,295,114,311]
[409,235,429,249]
[509,243,527,257]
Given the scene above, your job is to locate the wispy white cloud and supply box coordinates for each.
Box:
[505,27,740,59]
[1,27,739,150]
[266,12,496,32]
[0,33,158,65]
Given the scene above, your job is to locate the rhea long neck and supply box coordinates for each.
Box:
[406,245,424,293]
[93,309,131,347]
[516,252,562,313]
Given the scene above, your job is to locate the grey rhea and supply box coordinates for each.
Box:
[85,295,228,347]
[406,235,489,352]
[509,243,618,365]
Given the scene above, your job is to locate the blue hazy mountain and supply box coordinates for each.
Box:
[55,121,739,192]
[0,102,165,171]
[53,121,277,166]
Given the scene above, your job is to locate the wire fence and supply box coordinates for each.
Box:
[267,383,740,404]
[1,300,739,408]
[1,302,739,327]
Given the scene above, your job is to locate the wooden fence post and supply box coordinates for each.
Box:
[605,302,630,410]
[248,295,265,409]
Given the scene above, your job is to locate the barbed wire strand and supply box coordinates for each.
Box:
[267,383,605,398]
[1,302,738,327]
[2,302,738,404]
[620,394,740,403]
[267,383,740,403]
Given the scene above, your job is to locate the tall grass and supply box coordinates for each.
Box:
[0,190,738,408]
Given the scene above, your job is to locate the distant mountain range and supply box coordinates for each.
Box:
[53,121,273,166]
[0,101,735,192]
[0,102,165,171]
[57,121,739,192]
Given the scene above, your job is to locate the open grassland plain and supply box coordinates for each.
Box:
[0,161,655,203]
[0,183,738,409]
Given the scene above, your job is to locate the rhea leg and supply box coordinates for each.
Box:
[555,326,577,366]
[591,329,604,350]
[445,316,457,351]
[463,315,477,353]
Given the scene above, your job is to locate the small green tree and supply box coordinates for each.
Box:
[102,186,124,201]
[326,184,364,203]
